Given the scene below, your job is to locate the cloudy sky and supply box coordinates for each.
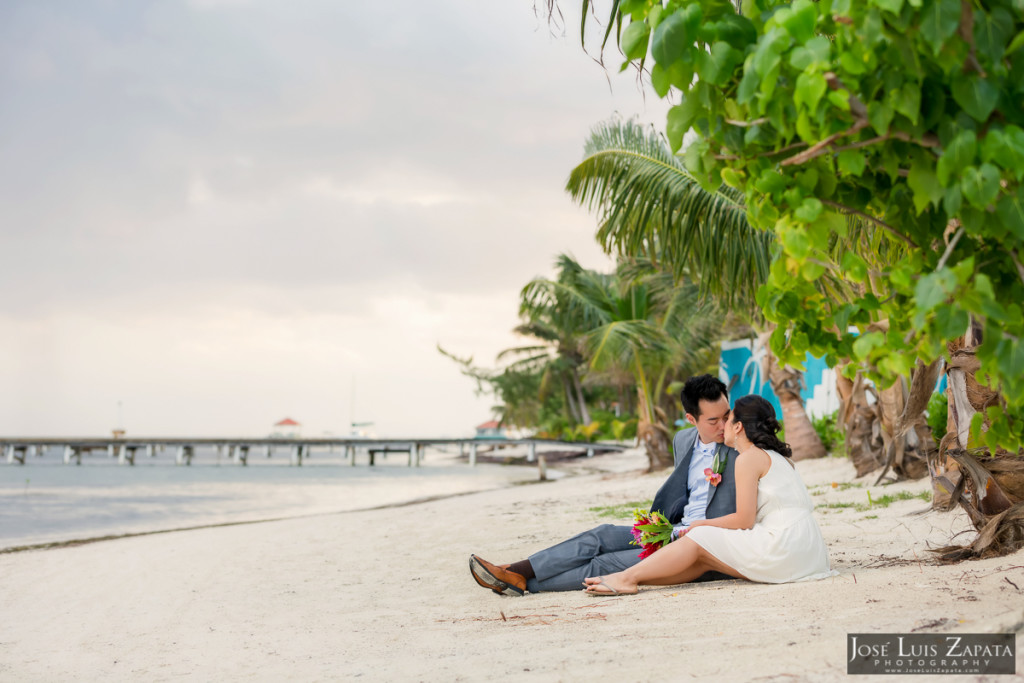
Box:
[0,0,669,438]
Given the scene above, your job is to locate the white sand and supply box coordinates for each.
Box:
[1,449,1022,681]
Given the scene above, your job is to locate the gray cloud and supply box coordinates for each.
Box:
[0,0,668,435]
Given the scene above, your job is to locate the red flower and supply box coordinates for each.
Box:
[704,467,722,486]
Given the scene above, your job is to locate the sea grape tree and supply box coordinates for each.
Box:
[567,0,1024,454]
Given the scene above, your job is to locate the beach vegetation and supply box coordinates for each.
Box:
[566,119,829,463]
[590,500,653,519]
[541,0,1024,559]
[522,254,725,469]
[811,410,845,458]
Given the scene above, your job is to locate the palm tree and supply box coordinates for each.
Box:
[500,254,595,426]
[566,119,828,461]
[523,255,723,469]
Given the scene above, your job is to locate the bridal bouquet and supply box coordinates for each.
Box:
[630,509,674,559]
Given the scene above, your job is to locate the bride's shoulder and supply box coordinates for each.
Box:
[736,447,772,471]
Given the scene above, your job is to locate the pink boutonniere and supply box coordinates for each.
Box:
[703,468,722,486]
[704,450,727,487]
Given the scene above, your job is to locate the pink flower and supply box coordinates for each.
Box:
[704,467,722,486]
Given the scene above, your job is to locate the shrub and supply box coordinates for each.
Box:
[926,392,948,440]
[811,410,845,458]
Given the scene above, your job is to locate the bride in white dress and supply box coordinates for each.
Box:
[583,395,835,595]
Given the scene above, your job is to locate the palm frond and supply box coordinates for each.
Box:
[567,119,772,310]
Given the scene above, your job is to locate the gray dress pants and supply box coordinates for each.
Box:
[526,524,641,592]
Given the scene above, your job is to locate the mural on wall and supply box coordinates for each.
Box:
[719,339,839,421]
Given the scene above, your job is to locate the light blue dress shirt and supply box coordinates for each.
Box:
[672,438,719,538]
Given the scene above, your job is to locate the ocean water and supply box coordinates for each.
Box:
[0,445,543,550]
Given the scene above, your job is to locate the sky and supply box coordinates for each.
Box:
[0,0,670,438]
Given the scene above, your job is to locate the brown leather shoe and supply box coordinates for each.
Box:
[469,554,526,596]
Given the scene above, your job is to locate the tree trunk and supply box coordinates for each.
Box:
[931,321,1024,561]
[561,373,581,424]
[636,387,672,470]
[761,336,826,460]
[571,368,591,424]
[833,315,937,481]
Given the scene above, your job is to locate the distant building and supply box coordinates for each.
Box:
[272,417,301,439]
[474,420,507,440]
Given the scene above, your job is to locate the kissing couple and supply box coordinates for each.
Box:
[469,374,835,596]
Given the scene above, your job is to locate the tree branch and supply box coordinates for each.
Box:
[715,141,808,161]
[1011,250,1024,287]
[780,119,870,166]
[820,199,920,249]
[936,225,965,271]
[725,117,769,128]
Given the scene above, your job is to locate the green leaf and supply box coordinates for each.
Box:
[1008,30,1024,56]
[936,130,977,186]
[650,63,671,98]
[960,164,1001,209]
[871,0,904,13]
[852,331,885,360]
[933,305,970,340]
[666,97,701,152]
[712,14,757,50]
[794,197,823,223]
[837,149,867,176]
[621,20,651,62]
[780,225,812,259]
[838,50,868,75]
[780,0,819,44]
[695,42,743,87]
[827,89,851,111]
[868,100,894,135]
[996,186,1024,240]
[952,75,1000,123]
[755,170,787,197]
[651,5,702,68]
[737,60,760,105]
[981,125,1024,181]
[907,160,942,214]
[974,8,1014,65]
[919,0,961,54]
[801,260,827,280]
[841,251,869,282]
[915,269,956,311]
[794,71,827,112]
[891,82,921,124]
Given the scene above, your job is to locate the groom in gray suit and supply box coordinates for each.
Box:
[469,374,739,595]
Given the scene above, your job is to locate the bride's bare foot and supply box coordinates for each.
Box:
[582,573,638,596]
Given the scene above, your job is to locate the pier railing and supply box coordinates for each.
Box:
[0,437,628,469]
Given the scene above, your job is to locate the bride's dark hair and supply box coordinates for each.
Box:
[733,395,792,458]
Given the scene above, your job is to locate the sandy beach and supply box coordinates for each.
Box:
[1,449,1022,682]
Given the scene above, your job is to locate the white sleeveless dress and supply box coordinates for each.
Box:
[686,450,836,583]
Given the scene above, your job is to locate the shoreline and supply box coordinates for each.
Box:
[0,444,614,553]
[1,449,1021,680]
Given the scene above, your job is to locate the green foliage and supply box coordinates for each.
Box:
[577,0,1024,452]
[926,390,949,439]
[610,418,638,442]
[589,500,654,519]
[811,409,845,457]
[816,489,931,512]
[573,420,604,442]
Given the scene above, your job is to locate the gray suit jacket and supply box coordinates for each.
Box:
[649,428,739,524]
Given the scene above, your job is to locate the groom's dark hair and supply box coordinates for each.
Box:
[680,374,728,418]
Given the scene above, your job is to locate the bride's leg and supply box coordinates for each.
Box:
[583,538,746,593]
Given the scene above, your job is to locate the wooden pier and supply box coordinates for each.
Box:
[0,437,625,469]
